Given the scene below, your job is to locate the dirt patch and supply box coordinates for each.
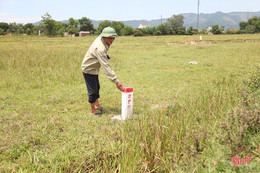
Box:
[184,40,212,45]
[167,40,212,46]
[151,103,171,110]
[167,42,177,45]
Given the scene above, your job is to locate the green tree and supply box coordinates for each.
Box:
[239,21,248,31]
[0,28,5,35]
[17,23,24,34]
[7,23,24,35]
[174,15,184,28]
[24,23,34,35]
[239,16,260,33]
[245,25,256,33]
[111,21,124,36]
[142,27,155,35]
[255,20,260,32]
[156,24,169,35]
[55,22,65,36]
[68,26,77,35]
[166,15,184,35]
[26,28,32,35]
[211,24,222,34]
[33,24,44,35]
[176,26,186,35]
[66,17,79,35]
[186,27,193,35]
[8,23,18,34]
[78,17,94,33]
[226,29,236,34]
[123,25,134,35]
[192,28,199,34]
[0,22,9,35]
[248,16,258,25]
[154,30,162,35]
[24,23,34,30]
[97,20,111,34]
[248,16,260,33]
[133,29,144,36]
[198,29,208,35]
[41,13,56,36]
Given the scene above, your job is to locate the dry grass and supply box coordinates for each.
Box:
[0,34,259,172]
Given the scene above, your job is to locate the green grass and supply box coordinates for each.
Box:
[0,34,259,172]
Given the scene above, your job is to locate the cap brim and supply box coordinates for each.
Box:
[100,33,118,38]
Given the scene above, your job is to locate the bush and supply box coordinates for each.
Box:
[211,24,222,34]
[198,30,208,35]
[245,25,256,34]
[133,29,144,37]
[226,30,238,34]
[0,28,5,35]
[123,25,134,36]
[154,30,162,36]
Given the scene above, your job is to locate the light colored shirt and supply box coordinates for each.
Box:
[81,36,119,84]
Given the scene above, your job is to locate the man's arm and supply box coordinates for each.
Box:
[96,50,119,84]
[116,81,123,91]
[96,50,124,91]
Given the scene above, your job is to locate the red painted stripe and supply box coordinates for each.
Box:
[123,87,133,93]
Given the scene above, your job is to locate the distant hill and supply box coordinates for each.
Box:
[182,11,260,29]
[34,11,260,30]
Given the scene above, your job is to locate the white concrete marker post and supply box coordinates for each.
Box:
[121,87,133,120]
[111,87,133,121]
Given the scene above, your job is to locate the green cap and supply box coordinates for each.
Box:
[100,27,118,38]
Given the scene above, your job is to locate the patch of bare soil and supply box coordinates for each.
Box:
[167,40,212,45]
[151,103,171,110]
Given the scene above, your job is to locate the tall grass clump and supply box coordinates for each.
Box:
[118,69,259,172]
[0,34,259,172]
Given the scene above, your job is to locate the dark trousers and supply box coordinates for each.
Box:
[83,73,100,103]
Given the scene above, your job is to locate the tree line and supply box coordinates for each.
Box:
[0,13,259,36]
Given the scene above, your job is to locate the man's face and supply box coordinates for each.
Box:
[103,37,115,45]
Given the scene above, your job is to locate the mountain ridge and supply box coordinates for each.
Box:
[34,11,260,30]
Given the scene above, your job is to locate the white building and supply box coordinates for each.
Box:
[138,22,150,29]
[207,26,212,32]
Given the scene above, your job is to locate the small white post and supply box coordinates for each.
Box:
[121,87,133,120]
[111,87,133,121]
[200,35,202,40]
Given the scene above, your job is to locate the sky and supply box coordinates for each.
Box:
[0,0,260,24]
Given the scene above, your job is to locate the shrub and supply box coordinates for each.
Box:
[133,29,144,37]
[0,28,5,35]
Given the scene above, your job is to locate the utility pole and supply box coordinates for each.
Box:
[197,0,200,30]
[161,15,163,34]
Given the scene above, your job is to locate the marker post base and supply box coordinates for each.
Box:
[111,87,133,121]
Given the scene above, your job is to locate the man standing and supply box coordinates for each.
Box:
[82,27,123,116]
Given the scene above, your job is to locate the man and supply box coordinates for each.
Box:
[82,27,123,116]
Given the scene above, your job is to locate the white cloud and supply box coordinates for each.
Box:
[0,13,10,22]
[0,12,9,17]
[7,17,41,24]
[0,0,15,5]
[0,15,41,24]
[0,13,10,23]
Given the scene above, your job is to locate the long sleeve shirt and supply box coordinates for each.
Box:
[81,36,119,84]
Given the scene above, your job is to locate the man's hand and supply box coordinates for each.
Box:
[116,81,123,91]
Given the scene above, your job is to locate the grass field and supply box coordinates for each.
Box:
[0,34,259,172]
